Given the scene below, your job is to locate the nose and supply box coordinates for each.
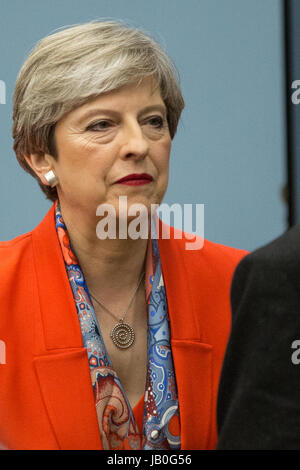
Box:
[119,119,149,160]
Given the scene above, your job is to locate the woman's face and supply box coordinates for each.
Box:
[50,77,171,222]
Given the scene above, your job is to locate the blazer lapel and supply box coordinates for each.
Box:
[32,204,102,449]
[158,220,213,450]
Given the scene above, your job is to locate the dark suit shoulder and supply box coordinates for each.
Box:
[229,225,300,347]
[231,225,300,298]
[241,225,300,268]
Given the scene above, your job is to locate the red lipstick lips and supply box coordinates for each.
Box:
[114,173,153,186]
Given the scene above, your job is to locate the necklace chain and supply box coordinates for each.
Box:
[89,270,145,349]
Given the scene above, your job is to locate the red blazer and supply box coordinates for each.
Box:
[0,204,247,450]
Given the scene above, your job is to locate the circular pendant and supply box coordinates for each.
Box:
[110,321,135,349]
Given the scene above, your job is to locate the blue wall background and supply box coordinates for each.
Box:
[0,0,286,251]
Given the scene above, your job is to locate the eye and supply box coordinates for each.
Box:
[86,120,113,131]
[146,116,164,129]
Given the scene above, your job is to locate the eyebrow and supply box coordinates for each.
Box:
[76,104,167,124]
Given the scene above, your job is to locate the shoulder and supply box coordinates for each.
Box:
[0,203,56,272]
[159,221,248,261]
[0,231,32,248]
[158,220,248,281]
[230,226,300,317]
[232,225,300,283]
[0,232,33,275]
[0,231,33,255]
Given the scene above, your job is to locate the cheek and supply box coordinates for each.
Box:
[59,139,113,179]
[68,138,98,163]
[157,142,171,174]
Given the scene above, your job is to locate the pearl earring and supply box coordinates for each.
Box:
[44,170,58,188]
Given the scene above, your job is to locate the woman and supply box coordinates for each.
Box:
[0,19,247,450]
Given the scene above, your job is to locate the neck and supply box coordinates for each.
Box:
[58,200,149,300]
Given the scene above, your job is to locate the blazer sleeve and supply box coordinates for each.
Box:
[216,241,300,450]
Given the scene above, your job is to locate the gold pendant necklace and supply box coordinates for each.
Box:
[89,270,145,349]
[110,319,135,349]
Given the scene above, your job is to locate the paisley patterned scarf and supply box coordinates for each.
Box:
[55,200,181,450]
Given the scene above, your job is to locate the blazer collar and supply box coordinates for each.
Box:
[31,204,212,450]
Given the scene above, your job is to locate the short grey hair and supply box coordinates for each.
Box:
[12,19,185,202]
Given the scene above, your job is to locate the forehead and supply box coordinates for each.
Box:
[100,76,162,101]
[65,77,165,123]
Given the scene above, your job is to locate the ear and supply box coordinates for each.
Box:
[24,153,56,186]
